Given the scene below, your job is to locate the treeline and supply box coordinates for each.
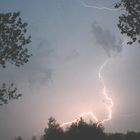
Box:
[15,117,140,140]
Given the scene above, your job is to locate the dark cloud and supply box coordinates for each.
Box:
[92,23,122,57]
[19,38,53,87]
[0,37,53,92]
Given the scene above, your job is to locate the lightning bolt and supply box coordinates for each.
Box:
[97,39,128,125]
[60,59,113,128]
[97,59,113,125]
[59,0,128,128]
[78,0,119,11]
[60,112,99,127]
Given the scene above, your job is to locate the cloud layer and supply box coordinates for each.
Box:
[92,23,122,57]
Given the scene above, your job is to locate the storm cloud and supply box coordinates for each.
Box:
[92,23,122,57]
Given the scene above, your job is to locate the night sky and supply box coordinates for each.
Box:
[0,0,140,140]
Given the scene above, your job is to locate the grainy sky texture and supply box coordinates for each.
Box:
[0,0,140,140]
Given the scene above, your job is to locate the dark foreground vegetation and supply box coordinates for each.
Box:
[15,117,140,140]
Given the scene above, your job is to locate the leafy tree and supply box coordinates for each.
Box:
[0,12,31,105]
[66,118,105,140]
[40,116,140,140]
[42,117,64,140]
[115,0,140,45]
[0,12,31,67]
[0,83,21,106]
[42,117,105,140]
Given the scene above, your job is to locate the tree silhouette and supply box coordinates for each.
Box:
[65,118,105,140]
[42,117,105,140]
[14,136,23,140]
[125,131,140,140]
[13,117,140,140]
[0,12,31,68]
[0,12,31,105]
[115,0,140,45]
[0,83,21,106]
[42,117,64,140]
[32,136,37,140]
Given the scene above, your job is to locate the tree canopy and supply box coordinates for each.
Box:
[41,117,105,140]
[39,117,140,140]
[115,0,140,45]
[0,12,31,68]
[0,12,31,106]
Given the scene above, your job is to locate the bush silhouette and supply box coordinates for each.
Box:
[40,117,140,140]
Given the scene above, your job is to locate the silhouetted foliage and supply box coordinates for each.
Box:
[14,136,23,140]
[0,12,31,68]
[32,136,37,140]
[108,133,125,140]
[65,118,105,140]
[13,117,140,140]
[42,117,64,140]
[42,117,105,140]
[115,0,140,45]
[0,83,21,106]
[40,117,140,140]
[125,131,140,140]
[0,12,31,105]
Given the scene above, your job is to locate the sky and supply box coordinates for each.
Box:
[0,0,140,140]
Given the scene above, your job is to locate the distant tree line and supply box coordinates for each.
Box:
[15,117,140,140]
